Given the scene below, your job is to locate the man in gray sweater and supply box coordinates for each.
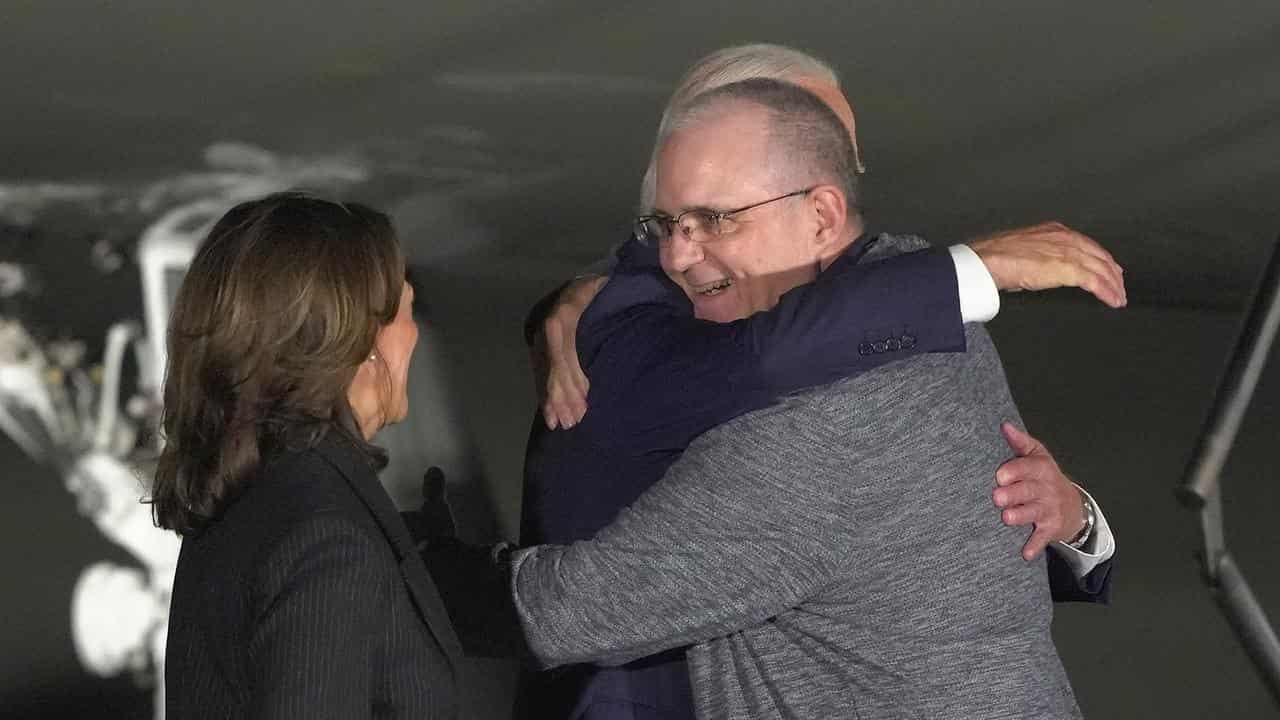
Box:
[507,78,1082,719]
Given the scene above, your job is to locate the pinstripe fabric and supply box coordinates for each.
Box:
[166,432,459,719]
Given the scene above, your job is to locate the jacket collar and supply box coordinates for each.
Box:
[311,430,465,668]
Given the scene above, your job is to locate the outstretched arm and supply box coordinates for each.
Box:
[577,240,966,451]
[532,222,1125,428]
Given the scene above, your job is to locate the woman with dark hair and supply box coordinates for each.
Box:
[155,192,462,719]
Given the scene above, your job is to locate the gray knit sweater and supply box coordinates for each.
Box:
[511,235,1082,719]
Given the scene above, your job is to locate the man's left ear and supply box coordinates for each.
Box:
[809,185,848,248]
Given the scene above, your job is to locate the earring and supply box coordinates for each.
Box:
[368,353,377,362]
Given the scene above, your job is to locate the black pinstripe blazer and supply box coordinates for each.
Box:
[165,430,464,719]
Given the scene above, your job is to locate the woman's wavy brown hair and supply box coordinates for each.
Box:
[151,192,405,535]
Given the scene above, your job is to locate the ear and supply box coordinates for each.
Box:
[348,350,382,400]
[346,353,387,439]
[807,185,848,249]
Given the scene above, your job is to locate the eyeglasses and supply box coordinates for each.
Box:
[633,187,815,246]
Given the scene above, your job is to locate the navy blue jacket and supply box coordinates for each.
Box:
[518,235,1111,720]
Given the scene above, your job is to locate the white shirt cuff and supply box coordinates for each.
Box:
[1052,483,1116,578]
[948,244,1000,323]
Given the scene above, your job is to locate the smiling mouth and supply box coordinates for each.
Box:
[693,278,733,297]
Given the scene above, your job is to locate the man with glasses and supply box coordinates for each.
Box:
[485,76,1101,719]
[502,46,1114,720]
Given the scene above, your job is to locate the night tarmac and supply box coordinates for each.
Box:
[3,2,1280,717]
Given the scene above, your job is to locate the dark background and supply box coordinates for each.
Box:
[2,1,1279,717]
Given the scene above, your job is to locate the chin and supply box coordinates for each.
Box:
[378,404,408,429]
[688,285,748,323]
[701,310,742,323]
[693,299,749,324]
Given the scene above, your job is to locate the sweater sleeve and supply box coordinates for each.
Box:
[510,400,868,668]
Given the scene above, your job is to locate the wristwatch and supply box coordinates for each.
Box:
[1064,486,1096,550]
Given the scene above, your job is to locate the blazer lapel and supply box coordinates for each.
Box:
[314,433,465,667]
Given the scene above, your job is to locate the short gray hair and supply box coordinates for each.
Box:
[657,78,861,216]
[640,44,841,208]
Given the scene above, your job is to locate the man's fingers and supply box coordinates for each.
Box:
[998,489,1062,559]
[1052,226,1117,266]
[1001,502,1041,528]
[1036,244,1122,305]
[1067,232,1123,277]
[993,477,1041,508]
[1022,526,1054,561]
[558,368,589,418]
[1074,268,1123,309]
[569,361,590,399]
[1047,229,1127,306]
[564,392,587,425]
[543,376,588,430]
[1075,239,1122,274]
[1000,422,1044,460]
[544,380,570,429]
[560,398,586,428]
[1066,248,1126,307]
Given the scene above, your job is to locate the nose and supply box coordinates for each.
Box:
[661,231,704,274]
